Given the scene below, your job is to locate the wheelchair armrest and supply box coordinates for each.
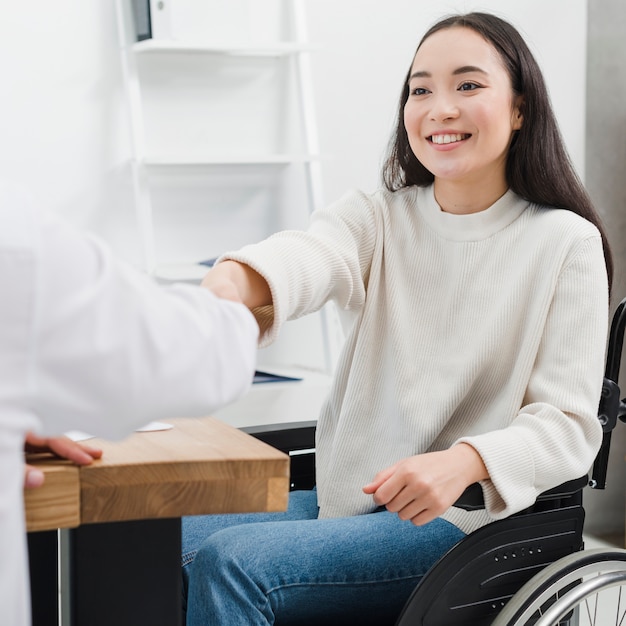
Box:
[453,475,588,512]
[535,475,588,500]
[454,483,485,511]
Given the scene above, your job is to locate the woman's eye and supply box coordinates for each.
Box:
[459,82,479,91]
[410,87,429,96]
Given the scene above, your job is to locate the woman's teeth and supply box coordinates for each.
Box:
[430,133,468,144]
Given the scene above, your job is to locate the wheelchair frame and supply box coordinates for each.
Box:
[245,297,626,626]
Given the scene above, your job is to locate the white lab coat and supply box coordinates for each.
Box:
[0,181,258,626]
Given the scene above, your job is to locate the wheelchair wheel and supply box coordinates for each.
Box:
[492,548,626,625]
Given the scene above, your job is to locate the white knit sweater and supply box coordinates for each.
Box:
[223,184,608,533]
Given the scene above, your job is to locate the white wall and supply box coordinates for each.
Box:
[0,1,142,262]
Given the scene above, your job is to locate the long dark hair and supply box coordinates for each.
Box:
[382,12,613,289]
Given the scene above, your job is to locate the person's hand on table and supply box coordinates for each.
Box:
[23,432,103,489]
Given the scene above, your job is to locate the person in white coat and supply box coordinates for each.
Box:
[0,180,259,626]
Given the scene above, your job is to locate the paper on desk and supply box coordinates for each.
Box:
[135,421,174,432]
[64,430,94,442]
[65,421,174,442]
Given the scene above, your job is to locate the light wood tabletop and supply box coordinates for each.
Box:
[24,416,290,531]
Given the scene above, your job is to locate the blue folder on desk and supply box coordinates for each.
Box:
[254,371,302,384]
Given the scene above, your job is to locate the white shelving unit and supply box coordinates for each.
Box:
[114,0,343,427]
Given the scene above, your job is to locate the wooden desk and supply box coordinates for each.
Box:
[25,417,290,626]
[24,464,80,532]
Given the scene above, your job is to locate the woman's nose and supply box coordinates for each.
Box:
[429,95,459,121]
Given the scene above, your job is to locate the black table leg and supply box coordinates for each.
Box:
[28,530,59,626]
[68,518,183,626]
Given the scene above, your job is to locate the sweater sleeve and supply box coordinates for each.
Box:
[219,190,378,346]
[456,235,608,519]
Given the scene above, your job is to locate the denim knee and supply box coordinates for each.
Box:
[186,527,275,625]
[182,489,319,570]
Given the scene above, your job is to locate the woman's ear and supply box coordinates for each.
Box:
[512,96,524,131]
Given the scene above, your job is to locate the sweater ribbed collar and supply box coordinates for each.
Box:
[417,184,528,242]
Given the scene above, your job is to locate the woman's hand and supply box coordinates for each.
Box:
[24,432,103,489]
[201,261,272,309]
[362,443,488,526]
[201,272,244,303]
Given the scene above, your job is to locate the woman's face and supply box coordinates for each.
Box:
[404,26,523,190]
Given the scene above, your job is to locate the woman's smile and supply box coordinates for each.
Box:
[428,132,471,146]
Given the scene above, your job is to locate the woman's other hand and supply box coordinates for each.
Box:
[362,443,488,526]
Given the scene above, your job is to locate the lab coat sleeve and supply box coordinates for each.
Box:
[32,212,258,440]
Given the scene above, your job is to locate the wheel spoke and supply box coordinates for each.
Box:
[584,595,593,623]
[615,587,626,626]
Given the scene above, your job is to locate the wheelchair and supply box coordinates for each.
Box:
[246,297,626,626]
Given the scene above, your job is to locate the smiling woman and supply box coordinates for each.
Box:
[183,11,613,626]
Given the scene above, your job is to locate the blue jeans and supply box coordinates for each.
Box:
[182,489,465,625]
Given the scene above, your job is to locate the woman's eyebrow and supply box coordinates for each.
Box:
[452,65,488,76]
[409,65,488,81]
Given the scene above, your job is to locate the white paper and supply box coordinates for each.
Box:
[134,421,174,432]
[65,421,173,442]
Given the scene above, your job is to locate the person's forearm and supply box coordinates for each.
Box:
[201,260,272,309]
[452,442,489,484]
